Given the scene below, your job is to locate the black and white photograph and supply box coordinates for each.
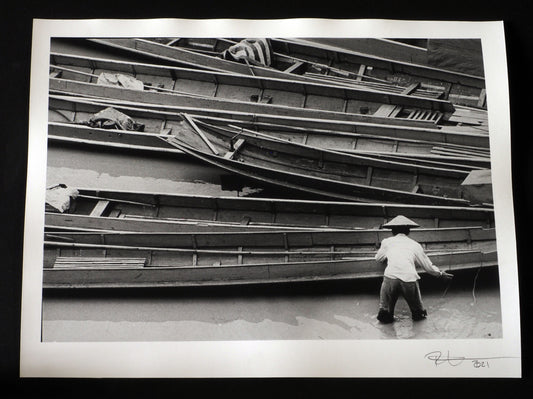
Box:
[19,19,521,378]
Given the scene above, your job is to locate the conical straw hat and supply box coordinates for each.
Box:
[382,215,419,228]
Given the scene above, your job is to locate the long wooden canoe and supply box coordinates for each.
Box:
[44,187,495,234]
[49,52,456,128]
[159,37,486,108]
[161,116,478,205]
[49,94,491,149]
[42,250,498,289]
[174,37,485,89]
[43,226,497,288]
[207,123,489,171]
[43,226,496,254]
[85,37,485,109]
[85,38,442,98]
[46,120,489,172]
[270,38,486,108]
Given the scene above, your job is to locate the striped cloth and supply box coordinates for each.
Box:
[223,38,273,67]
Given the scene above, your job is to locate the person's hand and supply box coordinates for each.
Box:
[440,271,453,280]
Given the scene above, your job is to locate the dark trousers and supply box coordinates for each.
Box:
[377,277,427,323]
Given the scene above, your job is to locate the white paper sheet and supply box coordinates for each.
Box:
[20,18,521,378]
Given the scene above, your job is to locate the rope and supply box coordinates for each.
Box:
[441,277,453,298]
[244,59,256,76]
[230,127,244,142]
[441,256,453,298]
[472,265,482,304]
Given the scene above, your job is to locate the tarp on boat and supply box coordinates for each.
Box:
[222,38,273,66]
[96,72,144,90]
[45,184,79,213]
[81,107,145,131]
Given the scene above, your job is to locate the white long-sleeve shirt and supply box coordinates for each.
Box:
[375,233,442,282]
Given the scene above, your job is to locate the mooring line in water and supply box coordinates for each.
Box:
[441,259,453,298]
[472,265,482,304]
[441,279,452,298]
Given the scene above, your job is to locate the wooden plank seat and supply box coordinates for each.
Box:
[224,138,246,160]
[53,257,146,269]
[374,104,402,118]
[401,82,421,95]
[108,209,122,218]
[284,60,306,74]
[89,200,110,216]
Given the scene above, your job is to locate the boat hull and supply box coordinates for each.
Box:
[44,187,495,233]
[162,118,473,205]
[84,38,485,109]
[49,94,490,148]
[42,251,498,289]
[49,51,458,128]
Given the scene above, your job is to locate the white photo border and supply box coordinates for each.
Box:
[20,18,521,378]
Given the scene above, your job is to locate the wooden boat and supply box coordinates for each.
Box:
[49,94,491,149]
[85,38,442,98]
[43,226,497,253]
[268,38,486,109]
[42,226,497,288]
[49,51,456,128]
[85,37,485,110]
[46,119,490,172]
[171,38,489,129]
[204,124,489,171]
[44,187,495,234]
[47,121,185,155]
[42,250,498,289]
[160,116,479,206]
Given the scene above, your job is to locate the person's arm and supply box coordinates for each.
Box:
[414,244,453,279]
[375,240,387,263]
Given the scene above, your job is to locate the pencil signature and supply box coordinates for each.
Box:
[424,351,516,368]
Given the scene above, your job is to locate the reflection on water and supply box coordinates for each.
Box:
[42,269,502,341]
[46,144,324,200]
[375,288,501,340]
[46,145,264,197]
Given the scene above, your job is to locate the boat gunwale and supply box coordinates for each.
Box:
[192,118,471,178]
[43,241,494,257]
[167,137,472,206]
[50,51,456,112]
[43,248,496,270]
[58,186,494,216]
[49,78,444,129]
[46,122,488,171]
[90,37,484,91]
[49,94,491,148]
[47,121,489,166]
[277,38,486,87]
[44,224,495,238]
[42,249,498,289]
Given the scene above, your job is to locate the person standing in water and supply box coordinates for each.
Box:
[375,215,453,323]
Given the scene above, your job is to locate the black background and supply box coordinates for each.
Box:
[1,1,531,397]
